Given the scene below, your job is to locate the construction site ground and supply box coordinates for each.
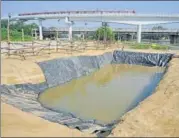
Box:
[1,41,179,137]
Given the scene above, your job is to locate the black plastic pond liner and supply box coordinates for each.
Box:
[112,51,173,67]
[38,52,113,88]
[0,50,174,137]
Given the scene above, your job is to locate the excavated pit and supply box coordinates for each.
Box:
[1,50,174,137]
[38,64,165,124]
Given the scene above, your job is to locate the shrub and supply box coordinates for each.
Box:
[130,43,168,50]
[95,26,115,41]
[1,28,32,41]
[151,43,168,50]
[131,43,150,49]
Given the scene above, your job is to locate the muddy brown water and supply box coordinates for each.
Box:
[38,64,165,124]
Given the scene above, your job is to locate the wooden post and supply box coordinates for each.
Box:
[121,45,124,51]
[31,29,35,41]
[22,28,24,41]
[118,32,120,41]
[32,41,35,55]
[56,40,58,52]
[70,41,73,55]
[31,29,33,40]
[97,31,100,50]
[102,22,107,49]
[8,42,10,57]
[31,30,34,56]
[85,22,87,40]
[7,13,10,42]
[7,13,11,57]
[56,29,59,41]
[35,29,37,40]
[48,41,51,55]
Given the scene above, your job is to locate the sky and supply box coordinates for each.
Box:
[2,1,179,29]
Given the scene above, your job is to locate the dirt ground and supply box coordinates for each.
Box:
[110,57,179,137]
[1,102,95,137]
[1,45,179,137]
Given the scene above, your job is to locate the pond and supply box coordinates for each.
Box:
[38,64,165,124]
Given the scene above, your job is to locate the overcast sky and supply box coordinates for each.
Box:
[2,1,179,28]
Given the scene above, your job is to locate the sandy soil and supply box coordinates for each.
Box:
[110,57,179,137]
[1,44,179,137]
[1,47,119,85]
[1,103,94,137]
[1,48,118,137]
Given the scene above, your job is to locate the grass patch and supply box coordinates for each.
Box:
[151,43,168,50]
[131,43,150,49]
[130,43,168,50]
[1,28,33,42]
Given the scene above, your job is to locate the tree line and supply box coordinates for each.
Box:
[1,20,167,41]
[1,20,38,41]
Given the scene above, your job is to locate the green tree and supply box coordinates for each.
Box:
[95,26,115,41]
[23,23,38,35]
[1,20,38,41]
[1,20,8,28]
[1,28,7,40]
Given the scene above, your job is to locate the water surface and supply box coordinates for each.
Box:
[39,64,165,124]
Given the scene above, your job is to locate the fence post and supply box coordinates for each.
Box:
[7,13,11,43]
[22,28,24,41]
[32,41,35,55]
[56,40,59,52]
[56,29,59,41]
[8,42,10,57]
[121,45,124,51]
[48,41,51,55]
[7,13,11,57]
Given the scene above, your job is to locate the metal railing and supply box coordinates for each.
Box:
[9,13,179,21]
[46,28,179,33]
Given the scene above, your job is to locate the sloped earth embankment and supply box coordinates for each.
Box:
[110,57,179,137]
